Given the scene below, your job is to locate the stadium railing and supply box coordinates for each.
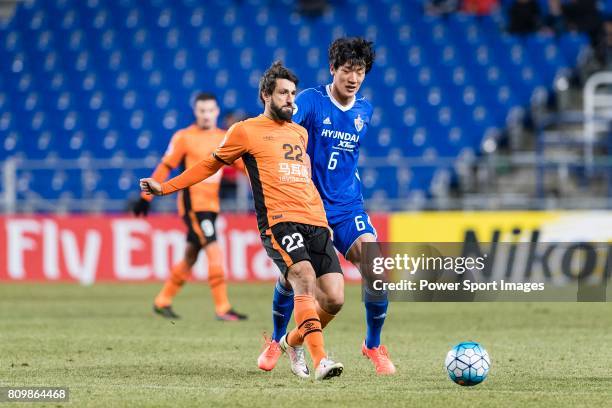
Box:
[2,154,611,214]
[0,157,252,214]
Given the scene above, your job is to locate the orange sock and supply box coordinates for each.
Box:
[205,244,231,315]
[292,294,326,368]
[316,301,336,328]
[287,300,336,347]
[287,326,302,347]
[154,260,190,307]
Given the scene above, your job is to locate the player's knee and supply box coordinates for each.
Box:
[324,293,344,315]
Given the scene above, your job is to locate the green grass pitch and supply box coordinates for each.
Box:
[1,283,611,407]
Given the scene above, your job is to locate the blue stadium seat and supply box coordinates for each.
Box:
[0,0,587,203]
[558,32,589,65]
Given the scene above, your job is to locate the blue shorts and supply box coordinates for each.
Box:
[327,208,377,258]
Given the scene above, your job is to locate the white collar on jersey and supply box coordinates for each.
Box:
[326,84,356,112]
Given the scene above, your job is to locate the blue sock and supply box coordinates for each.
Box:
[364,299,388,349]
[271,279,294,342]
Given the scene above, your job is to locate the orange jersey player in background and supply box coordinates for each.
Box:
[140,62,345,380]
[132,92,247,322]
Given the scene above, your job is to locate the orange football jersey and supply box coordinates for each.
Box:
[161,115,328,233]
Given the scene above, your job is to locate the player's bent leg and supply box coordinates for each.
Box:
[258,232,298,372]
[153,242,200,319]
[310,225,345,329]
[286,260,342,380]
[286,272,344,347]
[346,233,396,375]
[259,225,343,379]
[259,274,342,372]
[284,261,317,379]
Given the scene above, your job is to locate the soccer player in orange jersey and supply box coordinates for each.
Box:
[140,62,344,380]
[132,92,247,322]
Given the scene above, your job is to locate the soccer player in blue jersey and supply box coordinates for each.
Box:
[258,37,396,375]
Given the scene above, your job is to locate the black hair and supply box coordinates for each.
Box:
[193,92,218,105]
[258,61,299,104]
[328,37,376,74]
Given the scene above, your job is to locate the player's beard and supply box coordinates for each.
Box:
[196,118,213,130]
[270,100,293,122]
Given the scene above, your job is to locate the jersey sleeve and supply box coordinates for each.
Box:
[160,122,248,195]
[160,157,223,195]
[212,122,249,165]
[292,89,315,128]
[160,131,186,168]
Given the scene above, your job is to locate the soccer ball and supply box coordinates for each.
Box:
[445,341,491,386]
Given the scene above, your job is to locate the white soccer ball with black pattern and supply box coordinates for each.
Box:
[445,341,491,386]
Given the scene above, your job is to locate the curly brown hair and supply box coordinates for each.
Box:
[258,61,299,104]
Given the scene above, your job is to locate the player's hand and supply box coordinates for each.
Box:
[140,178,163,196]
[131,197,151,217]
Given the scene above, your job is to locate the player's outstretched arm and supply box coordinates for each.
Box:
[141,155,225,196]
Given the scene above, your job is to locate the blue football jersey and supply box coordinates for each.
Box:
[292,84,373,217]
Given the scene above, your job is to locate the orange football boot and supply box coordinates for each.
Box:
[362,342,397,375]
[257,336,282,371]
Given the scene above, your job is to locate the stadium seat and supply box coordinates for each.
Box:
[0,0,586,203]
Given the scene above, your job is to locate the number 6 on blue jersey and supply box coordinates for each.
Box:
[355,215,367,231]
[328,151,339,170]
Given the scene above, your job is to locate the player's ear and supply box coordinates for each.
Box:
[261,90,270,104]
[329,64,335,76]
